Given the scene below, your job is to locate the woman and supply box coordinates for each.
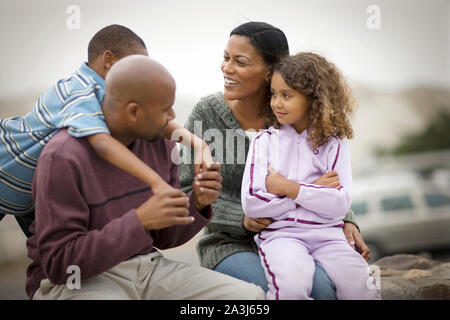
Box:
[179,21,370,299]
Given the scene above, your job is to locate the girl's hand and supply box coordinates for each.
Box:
[312,170,340,188]
[344,222,371,261]
[243,216,273,232]
[265,166,288,195]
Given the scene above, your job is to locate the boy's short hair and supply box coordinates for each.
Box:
[88,24,147,64]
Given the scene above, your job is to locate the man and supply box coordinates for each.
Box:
[2,24,213,240]
[25,55,264,300]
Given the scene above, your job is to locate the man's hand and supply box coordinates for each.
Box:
[192,162,222,211]
[136,189,193,230]
[151,178,178,195]
[344,223,371,261]
[243,216,273,232]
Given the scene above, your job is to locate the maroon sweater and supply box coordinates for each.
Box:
[25,129,212,299]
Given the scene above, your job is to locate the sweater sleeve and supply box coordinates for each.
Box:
[32,153,153,285]
[295,138,352,219]
[241,131,297,218]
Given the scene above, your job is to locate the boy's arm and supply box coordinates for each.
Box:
[86,133,172,193]
[164,120,213,173]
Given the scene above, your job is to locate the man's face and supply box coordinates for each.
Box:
[134,82,176,141]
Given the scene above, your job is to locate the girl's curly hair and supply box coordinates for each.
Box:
[268,52,357,149]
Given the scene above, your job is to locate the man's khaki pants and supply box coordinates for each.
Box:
[33,251,265,300]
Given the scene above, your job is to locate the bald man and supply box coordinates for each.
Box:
[25,56,265,300]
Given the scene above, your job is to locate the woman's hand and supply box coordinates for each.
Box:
[243,216,273,232]
[344,222,371,261]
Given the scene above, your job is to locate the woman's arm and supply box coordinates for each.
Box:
[86,133,173,194]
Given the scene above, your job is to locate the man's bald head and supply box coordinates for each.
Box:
[102,55,176,144]
[105,55,176,109]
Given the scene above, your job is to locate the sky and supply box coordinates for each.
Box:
[0,0,448,100]
[0,0,449,163]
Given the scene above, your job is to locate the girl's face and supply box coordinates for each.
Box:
[221,35,270,101]
[270,71,310,133]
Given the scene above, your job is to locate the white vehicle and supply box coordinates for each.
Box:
[351,170,450,262]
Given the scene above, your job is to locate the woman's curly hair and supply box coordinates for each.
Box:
[268,52,357,149]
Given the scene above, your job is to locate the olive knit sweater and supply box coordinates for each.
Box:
[178,92,359,270]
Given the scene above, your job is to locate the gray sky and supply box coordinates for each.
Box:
[0,0,449,163]
[0,0,448,100]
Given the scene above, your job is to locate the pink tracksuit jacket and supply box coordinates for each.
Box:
[241,125,380,300]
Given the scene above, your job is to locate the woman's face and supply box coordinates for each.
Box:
[221,35,270,101]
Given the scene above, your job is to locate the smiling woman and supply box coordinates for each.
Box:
[178,21,366,300]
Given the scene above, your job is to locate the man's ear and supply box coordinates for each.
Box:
[125,102,140,122]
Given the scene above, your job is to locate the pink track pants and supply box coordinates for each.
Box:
[255,225,381,300]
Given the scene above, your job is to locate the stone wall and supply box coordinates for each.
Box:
[376,254,450,299]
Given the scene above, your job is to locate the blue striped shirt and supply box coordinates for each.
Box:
[0,62,110,215]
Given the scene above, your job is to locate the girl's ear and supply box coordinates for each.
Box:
[125,102,140,122]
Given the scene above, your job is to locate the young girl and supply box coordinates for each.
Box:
[241,52,380,300]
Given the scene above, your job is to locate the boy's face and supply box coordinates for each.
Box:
[270,71,310,133]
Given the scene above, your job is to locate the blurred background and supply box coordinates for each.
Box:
[0,0,449,299]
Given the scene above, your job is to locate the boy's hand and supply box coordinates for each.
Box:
[194,142,214,175]
[265,166,288,195]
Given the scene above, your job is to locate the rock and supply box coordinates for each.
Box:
[371,254,450,300]
[374,254,439,270]
[402,269,432,279]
